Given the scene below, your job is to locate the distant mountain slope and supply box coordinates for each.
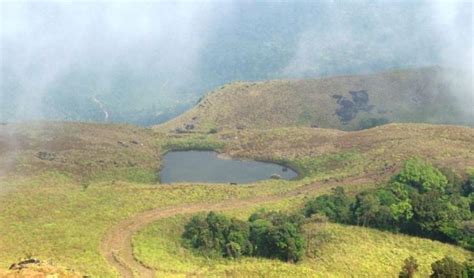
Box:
[158,67,473,131]
[4,2,471,125]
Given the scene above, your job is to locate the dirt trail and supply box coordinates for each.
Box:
[100,176,375,278]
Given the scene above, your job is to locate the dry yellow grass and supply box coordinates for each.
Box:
[157,67,473,132]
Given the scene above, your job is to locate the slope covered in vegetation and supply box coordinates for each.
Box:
[159,67,473,132]
[133,209,471,277]
[0,122,472,276]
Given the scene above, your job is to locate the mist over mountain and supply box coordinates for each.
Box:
[1,1,472,125]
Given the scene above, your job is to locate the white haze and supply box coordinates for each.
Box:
[0,0,472,123]
[285,1,472,76]
[1,1,230,120]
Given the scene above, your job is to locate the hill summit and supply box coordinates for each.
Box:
[158,67,473,132]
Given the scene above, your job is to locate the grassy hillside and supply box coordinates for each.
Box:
[158,67,473,132]
[133,214,471,277]
[0,122,162,183]
[0,122,472,276]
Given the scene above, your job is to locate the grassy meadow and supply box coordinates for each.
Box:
[0,121,473,276]
[133,203,471,277]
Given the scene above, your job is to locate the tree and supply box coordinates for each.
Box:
[399,256,419,278]
[439,167,464,195]
[184,210,307,262]
[182,212,253,258]
[409,191,452,239]
[303,186,352,223]
[206,211,231,253]
[409,191,471,244]
[352,192,381,227]
[266,223,305,262]
[226,218,252,256]
[458,220,474,251]
[430,256,467,278]
[394,157,448,193]
[182,214,213,250]
[248,210,306,262]
[461,173,474,196]
[249,218,273,257]
[225,242,242,259]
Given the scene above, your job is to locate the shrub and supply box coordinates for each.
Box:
[430,256,467,278]
[358,117,389,130]
[399,256,419,278]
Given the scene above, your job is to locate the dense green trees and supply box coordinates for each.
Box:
[393,157,448,193]
[303,186,352,223]
[248,211,305,262]
[304,158,473,249]
[183,157,472,265]
[183,210,305,262]
[182,212,252,258]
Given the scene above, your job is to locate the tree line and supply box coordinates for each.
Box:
[304,157,473,250]
[182,210,306,262]
[181,157,473,273]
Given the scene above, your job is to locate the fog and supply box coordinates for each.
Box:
[1,1,229,122]
[0,0,472,124]
[285,1,472,76]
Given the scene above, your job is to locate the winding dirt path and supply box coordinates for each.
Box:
[100,175,376,278]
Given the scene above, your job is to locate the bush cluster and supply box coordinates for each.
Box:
[304,157,473,249]
[183,210,305,262]
[358,117,389,130]
[399,256,473,278]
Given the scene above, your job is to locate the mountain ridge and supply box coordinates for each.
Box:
[157,66,473,132]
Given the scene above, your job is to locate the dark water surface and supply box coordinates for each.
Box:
[160,151,298,184]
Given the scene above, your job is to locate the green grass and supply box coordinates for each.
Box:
[133,214,318,277]
[0,171,332,277]
[1,122,473,276]
[133,209,471,277]
[161,134,226,152]
[292,151,365,178]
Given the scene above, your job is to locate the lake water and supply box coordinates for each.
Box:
[160,151,298,184]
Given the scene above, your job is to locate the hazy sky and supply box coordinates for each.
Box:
[0,0,472,123]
